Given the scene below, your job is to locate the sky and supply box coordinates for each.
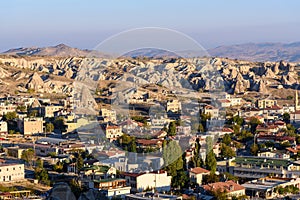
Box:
[1,0,300,52]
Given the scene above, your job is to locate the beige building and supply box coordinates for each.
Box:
[166,99,181,113]
[100,108,117,122]
[203,105,219,119]
[257,99,277,109]
[189,167,210,185]
[18,117,44,135]
[41,105,63,118]
[7,146,26,159]
[0,163,25,182]
[101,124,123,141]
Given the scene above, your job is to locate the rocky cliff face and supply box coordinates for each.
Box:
[0,55,299,95]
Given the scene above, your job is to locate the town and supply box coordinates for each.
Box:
[0,55,299,200]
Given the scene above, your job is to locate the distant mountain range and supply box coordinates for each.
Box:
[2,44,107,57]
[3,42,300,62]
[208,42,300,62]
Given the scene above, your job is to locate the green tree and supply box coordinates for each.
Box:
[167,121,177,136]
[286,124,296,135]
[21,148,35,167]
[76,153,84,173]
[206,136,213,152]
[283,112,290,124]
[69,179,82,199]
[198,123,204,133]
[250,143,259,156]
[117,134,136,152]
[53,162,64,173]
[249,117,262,133]
[34,158,50,185]
[233,124,241,135]
[163,140,183,177]
[171,170,189,189]
[222,134,232,146]
[232,115,244,126]
[211,188,227,200]
[223,172,239,182]
[28,110,38,117]
[220,143,236,158]
[296,135,300,145]
[45,123,54,133]
[203,172,219,184]
[238,130,253,142]
[3,112,17,121]
[205,150,217,173]
[16,105,27,112]
[54,116,66,132]
[189,138,203,168]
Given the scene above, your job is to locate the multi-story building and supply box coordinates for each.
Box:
[17,117,44,135]
[219,94,242,108]
[101,123,123,141]
[204,105,219,119]
[0,163,25,182]
[242,177,300,199]
[41,105,63,118]
[257,99,278,109]
[94,178,131,200]
[7,146,26,159]
[123,171,172,193]
[233,156,300,179]
[100,108,117,123]
[166,99,181,113]
[189,167,210,185]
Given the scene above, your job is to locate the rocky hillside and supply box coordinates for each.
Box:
[0,55,299,99]
[209,42,300,62]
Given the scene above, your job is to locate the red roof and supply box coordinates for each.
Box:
[222,127,234,133]
[189,167,210,174]
[203,181,245,193]
[274,121,286,126]
[264,105,282,110]
[136,139,163,146]
[205,105,216,110]
[286,146,300,153]
[118,119,138,126]
[219,99,231,103]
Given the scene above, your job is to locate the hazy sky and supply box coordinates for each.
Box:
[1,0,300,51]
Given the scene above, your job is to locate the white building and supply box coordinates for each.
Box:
[0,121,8,135]
[0,103,17,115]
[166,99,181,113]
[219,94,242,108]
[0,163,25,182]
[123,171,172,193]
[94,179,131,199]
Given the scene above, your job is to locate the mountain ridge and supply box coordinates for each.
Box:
[208,42,300,62]
[3,42,300,62]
